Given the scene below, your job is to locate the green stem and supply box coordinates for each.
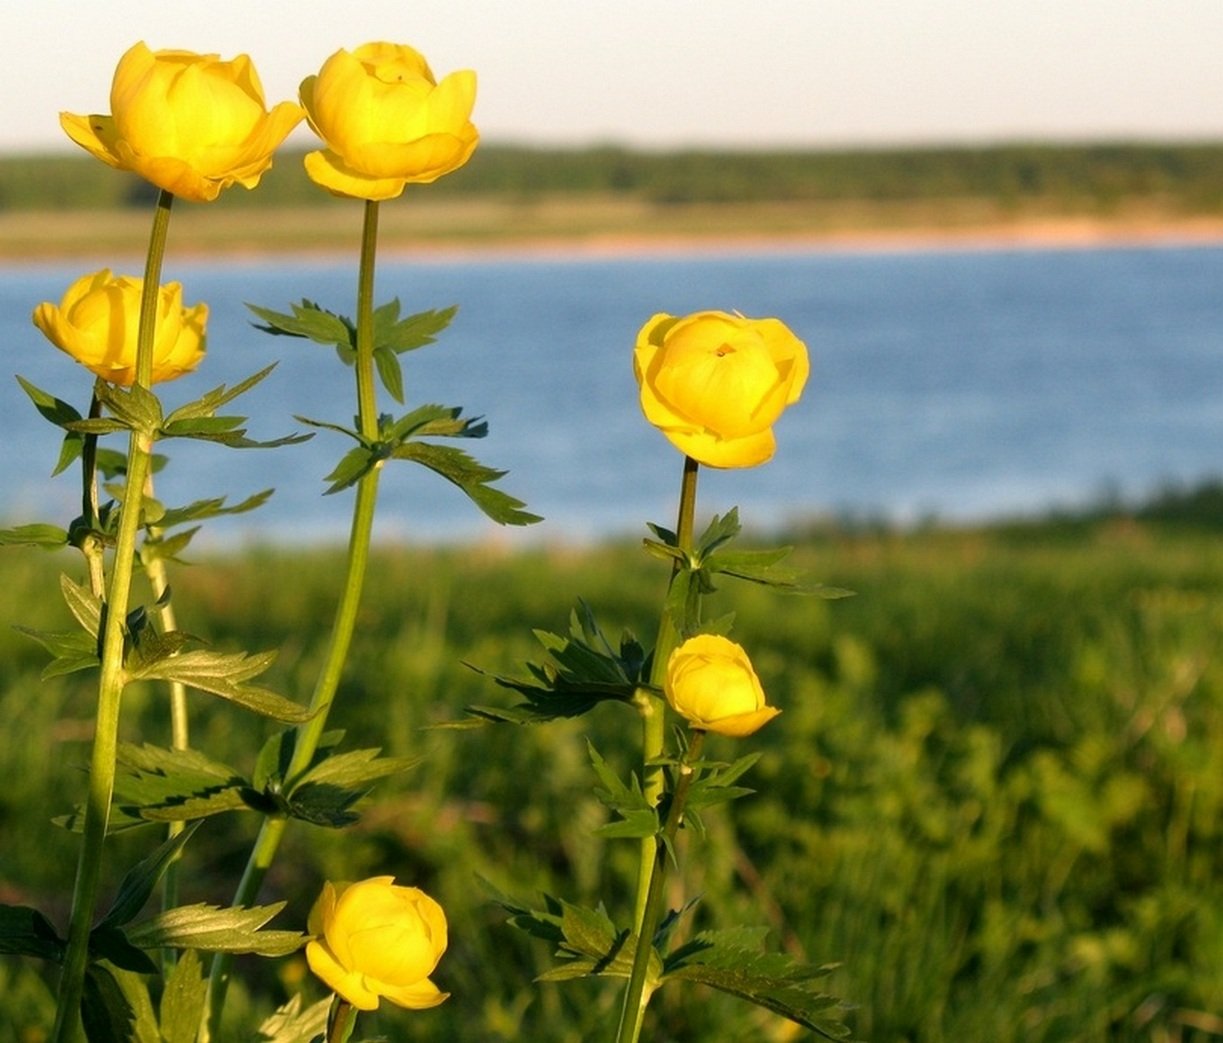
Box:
[52,189,174,1042]
[615,730,707,1043]
[203,200,384,1040]
[632,455,700,927]
[326,996,359,1043]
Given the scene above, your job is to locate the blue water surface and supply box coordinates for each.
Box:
[2,242,1221,545]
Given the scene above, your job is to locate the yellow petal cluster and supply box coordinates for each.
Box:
[665,634,780,738]
[300,42,479,200]
[306,877,449,1012]
[60,42,302,203]
[32,269,207,386]
[634,311,809,468]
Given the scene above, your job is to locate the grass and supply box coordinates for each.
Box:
[2,499,1222,1040]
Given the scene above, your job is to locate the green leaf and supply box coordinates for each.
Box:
[256,995,332,1043]
[322,445,378,495]
[248,299,355,354]
[14,624,99,678]
[0,523,69,548]
[391,441,541,526]
[373,302,456,356]
[587,741,659,840]
[61,573,103,637]
[0,903,64,961]
[126,648,312,723]
[153,489,274,531]
[82,963,138,1043]
[159,949,207,1043]
[373,345,405,403]
[127,903,304,956]
[162,366,277,425]
[385,403,488,443]
[111,743,249,824]
[16,374,83,429]
[96,382,164,436]
[89,926,159,975]
[293,746,420,791]
[98,824,201,929]
[707,546,855,598]
[664,933,852,1040]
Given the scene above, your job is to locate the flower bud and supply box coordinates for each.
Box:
[665,634,780,737]
[32,269,206,386]
[306,876,449,1012]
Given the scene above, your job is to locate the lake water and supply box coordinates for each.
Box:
[2,241,1221,546]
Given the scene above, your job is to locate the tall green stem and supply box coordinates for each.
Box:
[52,189,175,1042]
[632,455,699,927]
[203,200,385,1040]
[615,730,707,1043]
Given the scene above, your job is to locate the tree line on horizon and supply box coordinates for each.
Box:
[3,140,1223,212]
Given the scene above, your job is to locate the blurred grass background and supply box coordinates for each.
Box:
[2,484,1223,1040]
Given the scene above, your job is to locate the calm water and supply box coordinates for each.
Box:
[2,242,1221,545]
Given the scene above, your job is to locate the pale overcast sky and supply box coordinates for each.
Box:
[4,0,1223,153]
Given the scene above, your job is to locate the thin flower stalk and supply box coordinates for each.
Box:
[616,729,707,1043]
[632,454,699,927]
[52,188,175,1042]
[204,199,386,1039]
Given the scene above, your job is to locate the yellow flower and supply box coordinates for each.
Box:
[60,42,302,203]
[300,42,479,200]
[634,311,809,468]
[32,269,207,386]
[306,877,448,1012]
[665,634,780,737]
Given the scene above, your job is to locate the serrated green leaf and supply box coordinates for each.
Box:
[696,508,743,556]
[111,743,249,824]
[322,444,378,495]
[127,903,304,956]
[0,903,64,961]
[153,489,273,530]
[97,382,164,435]
[248,300,355,352]
[60,573,103,637]
[17,374,84,426]
[256,994,331,1043]
[664,935,851,1039]
[82,963,138,1043]
[160,949,207,1043]
[293,747,420,791]
[373,345,405,403]
[90,926,159,975]
[98,823,200,930]
[374,303,456,356]
[0,523,69,548]
[587,742,659,839]
[127,649,312,723]
[391,441,541,526]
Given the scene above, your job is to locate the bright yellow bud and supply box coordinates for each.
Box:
[665,634,780,738]
[300,42,479,200]
[60,42,303,203]
[306,877,449,1012]
[32,269,207,386]
[634,311,809,468]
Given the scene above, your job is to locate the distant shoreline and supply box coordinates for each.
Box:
[4,204,1223,266]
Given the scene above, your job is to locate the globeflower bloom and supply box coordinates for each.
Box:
[306,877,449,1012]
[60,42,302,202]
[32,269,207,386]
[300,42,479,200]
[665,634,780,738]
[634,311,809,468]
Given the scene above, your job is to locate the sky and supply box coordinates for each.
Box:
[3,0,1223,153]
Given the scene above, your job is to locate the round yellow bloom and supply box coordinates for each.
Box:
[306,877,448,1012]
[665,634,780,738]
[32,269,207,386]
[634,311,809,468]
[300,42,479,200]
[59,42,303,203]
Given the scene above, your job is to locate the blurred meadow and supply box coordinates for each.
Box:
[3,490,1223,1040]
[3,142,1223,1040]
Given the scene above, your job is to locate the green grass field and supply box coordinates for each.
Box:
[2,494,1222,1041]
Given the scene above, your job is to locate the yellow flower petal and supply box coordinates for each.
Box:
[303,149,408,201]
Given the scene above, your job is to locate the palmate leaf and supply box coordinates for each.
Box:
[392,441,541,526]
[126,647,312,723]
[126,902,304,956]
[256,995,331,1043]
[0,903,63,961]
[587,741,659,839]
[159,950,207,1043]
[112,743,249,824]
[663,932,853,1040]
[247,299,355,353]
[467,601,645,724]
